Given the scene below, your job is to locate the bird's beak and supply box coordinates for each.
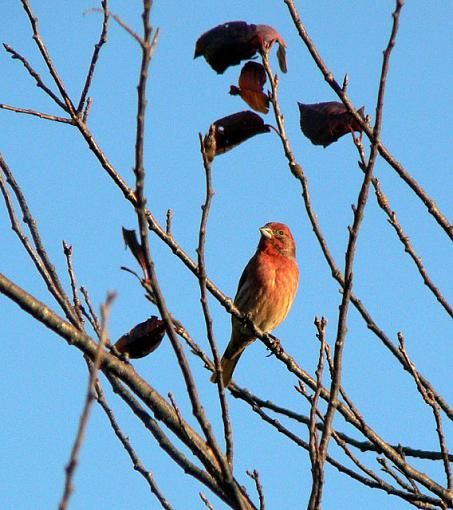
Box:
[259,226,273,239]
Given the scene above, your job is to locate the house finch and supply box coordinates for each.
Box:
[211,222,299,387]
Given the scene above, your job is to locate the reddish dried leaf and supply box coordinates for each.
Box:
[277,43,287,73]
[254,24,287,73]
[122,227,149,280]
[203,110,271,160]
[195,21,287,74]
[229,62,269,113]
[298,101,365,147]
[114,316,166,359]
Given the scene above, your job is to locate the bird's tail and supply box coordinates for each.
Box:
[210,355,242,387]
[210,333,254,387]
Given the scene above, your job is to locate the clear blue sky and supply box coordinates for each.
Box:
[1,1,452,509]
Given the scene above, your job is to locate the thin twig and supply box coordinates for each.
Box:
[237,385,442,508]
[374,177,452,318]
[0,271,449,506]
[58,292,115,510]
[166,208,173,235]
[307,317,327,510]
[129,4,248,506]
[82,97,93,123]
[0,153,79,326]
[378,457,417,494]
[20,0,76,115]
[308,319,327,505]
[0,168,61,302]
[247,470,265,510]
[197,133,234,467]
[95,380,174,510]
[133,0,222,475]
[110,11,144,45]
[283,0,452,240]
[0,103,73,123]
[353,137,452,319]
[0,271,258,509]
[168,392,191,442]
[317,3,405,495]
[398,333,452,491]
[133,0,160,289]
[80,286,101,337]
[262,41,450,421]
[78,0,110,113]
[200,492,216,510]
[62,241,84,324]
[2,43,66,110]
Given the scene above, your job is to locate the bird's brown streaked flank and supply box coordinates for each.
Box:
[211,222,299,387]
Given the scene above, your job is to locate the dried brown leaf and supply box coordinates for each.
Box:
[203,110,271,160]
[114,316,166,359]
[122,227,150,281]
[229,62,269,113]
[298,101,365,147]
[195,21,287,74]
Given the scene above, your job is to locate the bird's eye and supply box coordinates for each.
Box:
[276,229,285,236]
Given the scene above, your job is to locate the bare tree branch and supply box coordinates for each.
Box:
[0,103,73,123]
[260,34,451,422]
[80,286,101,337]
[20,0,77,115]
[353,127,452,319]
[307,317,327,509]
[283,0,453,241]
[78,0,110,113]
[58,292,115,510]
[126,4,247,506]
[1,3,450,508]
[246,470,265,510]
[398,333,452,492]
[197,133,234,468]
[231,382,443,508]
[0,153,80,326]
[2,43,67,110]
[62,241,84,324]
[95,380,175,510]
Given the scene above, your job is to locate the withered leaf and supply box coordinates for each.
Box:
[298,101,364,147]
[203,110,271,161]
[194,21,287,74]
[229,62,269,114]
[122,227,149,281]
[114,316,166,359]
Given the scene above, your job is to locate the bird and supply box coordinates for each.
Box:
[194,21,287,74]
[211,222,299,387]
